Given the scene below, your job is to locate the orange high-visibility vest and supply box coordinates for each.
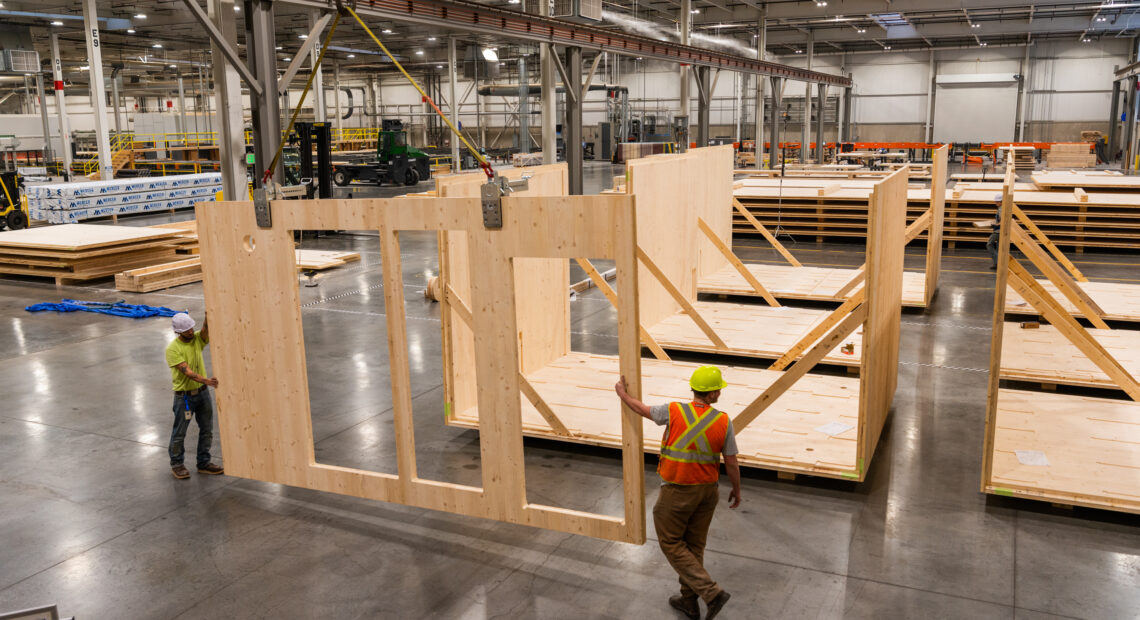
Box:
[657,401,729,485]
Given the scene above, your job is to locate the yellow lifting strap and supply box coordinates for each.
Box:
[344,5,494,179]
[0,175,14,211]
[263,13,343,185]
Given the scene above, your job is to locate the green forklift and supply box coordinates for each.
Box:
[332,119,431,187]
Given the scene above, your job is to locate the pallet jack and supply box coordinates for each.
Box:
[0,171,29,231]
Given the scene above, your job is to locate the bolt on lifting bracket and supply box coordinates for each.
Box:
[481,175,530,229]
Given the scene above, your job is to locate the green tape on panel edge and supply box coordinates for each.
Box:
[992,487,1014,497]
[444,402,452,421]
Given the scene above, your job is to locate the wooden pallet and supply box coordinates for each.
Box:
[1006,280,1140,323]
[295,249,361,270]
[700,264,929,308]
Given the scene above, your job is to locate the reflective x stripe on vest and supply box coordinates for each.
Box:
[660,403,722,464]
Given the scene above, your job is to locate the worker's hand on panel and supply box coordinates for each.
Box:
[614,375,628,396]
[204,377,219,388]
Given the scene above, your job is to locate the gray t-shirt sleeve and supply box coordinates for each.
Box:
[722,418,739,456]
[649,403,671,426]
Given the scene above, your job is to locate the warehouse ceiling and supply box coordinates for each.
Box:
[0,0,1135,92]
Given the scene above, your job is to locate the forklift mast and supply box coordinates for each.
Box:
[294,121,333,199]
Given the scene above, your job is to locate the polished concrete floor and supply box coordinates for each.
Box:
[2,162,1140,619]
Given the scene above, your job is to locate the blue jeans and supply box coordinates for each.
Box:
[168,390,214,468]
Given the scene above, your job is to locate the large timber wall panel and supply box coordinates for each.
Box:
[856,168,907,473]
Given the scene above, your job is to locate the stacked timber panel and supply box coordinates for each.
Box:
[732,183,932,242]
[1045,143,1096,168]
[0,224,180,285]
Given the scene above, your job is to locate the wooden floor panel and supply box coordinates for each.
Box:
[1001,323,1140,389]
[647,301,863,366]
[698,263,928,307]
[1005,280,1140,322]
[989,389,1140,514]
[451,353,862,477]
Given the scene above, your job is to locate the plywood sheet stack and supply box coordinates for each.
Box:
[24,173,222,224]
[1008,146,1037,172]
[0,224,180,285]
[114,248,362,293]
[1045,143,1096,169]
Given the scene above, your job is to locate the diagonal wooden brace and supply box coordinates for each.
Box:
[697,217,780,307]
[1010,222,1108,329]
[574,258,670,361]
[637,246,729,350]
[732,304,868,433]
[1007,259,1140,401]
[770,286,865,371]
[1012,205,1088,282]
[733,198,802,267]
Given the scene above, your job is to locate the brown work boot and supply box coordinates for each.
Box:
[669,594,699,620]
[705,591,731,620]
[171,465,190,480]
[197,463,224,475]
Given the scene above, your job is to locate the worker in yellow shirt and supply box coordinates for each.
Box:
[615,365,740,620]
[165,312,223,480]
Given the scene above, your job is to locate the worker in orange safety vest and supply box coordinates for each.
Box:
[615,365,741,620]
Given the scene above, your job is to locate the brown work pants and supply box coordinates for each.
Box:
[653,482,722,603]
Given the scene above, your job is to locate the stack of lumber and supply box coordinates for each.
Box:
[114,249,362,292]
[0,224,181,285]
[614,142,673,163]
[1045,143,1096,169]
[148,220,199,254]
[24,173,222,224]
[509,152,544,167]
[735,151,757,167]
[733,182,932,242]
[1007,146,1037,171]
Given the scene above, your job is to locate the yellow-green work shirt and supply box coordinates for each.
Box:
[166,332,208,392]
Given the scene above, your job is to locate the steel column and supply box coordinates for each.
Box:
[448,36,461,170]
[177,75,188,134]
[1109,78,1122,160]
[82,0,112,179]
[566,46,583,195]
[680,0,691,122]
[754,13,765,169]
[1128,77,1139,170]
[309,11,326,122]
[210,0,247,199]
[1017,44,1031,141]
[36,72,53,163]
[924,49,935,143]
[540,0,556,164]
[50,34,72,175]
[244,0,284,186]
[696,65,710,147]
[518,56,529,153]
[333,63,343,133]
[110,68,122,135]
[768,76,782,170]
[815,83,826,163]
[801,30,813,160]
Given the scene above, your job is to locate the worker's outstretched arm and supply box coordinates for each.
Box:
[724,454,742,509]
[614,376,652,420]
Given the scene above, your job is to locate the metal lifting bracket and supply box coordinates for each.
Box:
[480,175,530,229]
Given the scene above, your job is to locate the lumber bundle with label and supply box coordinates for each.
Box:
[24,173,222,223]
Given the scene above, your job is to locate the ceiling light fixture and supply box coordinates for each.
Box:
[170,64,177,67]
[979,41,988,46]
[415,50,424,55]
[135,13,146,19]
[50,20,63,26]
[857,28,866,33]
[508,0,520,4]
[1096,15,1107,21]
[298,34,308,39]
[126,29,135,33]
[347,54,355,58]
[482,47,498,61]
[885,45,892,50]
[428,36,437,41]
[382,28,393,34]
[971,23,980,28]
[436,64,443,68]
[152,43,163,48]
[795,49,803,53]
[275,46,283,50]
[1082,37,1092,42]
[816,0,827,6]
[283,57,292,61]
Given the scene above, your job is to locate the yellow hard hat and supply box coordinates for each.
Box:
[690,365,727,392]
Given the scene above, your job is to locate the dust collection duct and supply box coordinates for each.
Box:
[463,45,501,80]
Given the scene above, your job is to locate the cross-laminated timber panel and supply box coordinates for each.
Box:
[444,163,907,481]
[981,167,1140,514]
[196,195,647,543]
[708,145,948,308]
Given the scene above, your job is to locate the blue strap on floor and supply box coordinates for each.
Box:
[25,299,180,318]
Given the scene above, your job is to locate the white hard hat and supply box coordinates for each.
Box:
[994,194,1003,202]
[172,312,196,333]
